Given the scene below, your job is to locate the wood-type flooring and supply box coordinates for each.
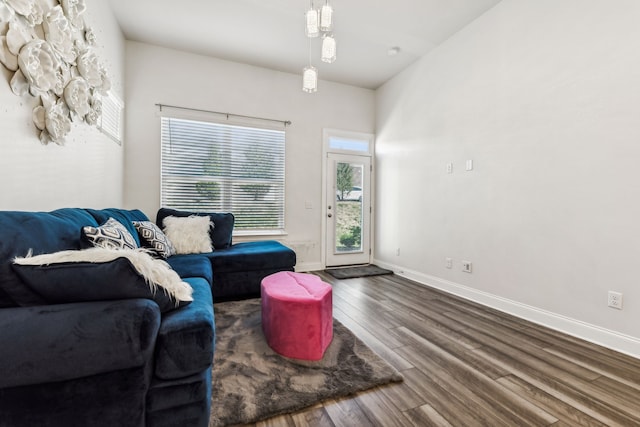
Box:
[245,272,640,426]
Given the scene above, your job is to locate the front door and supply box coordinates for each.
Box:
[325,153,371,267]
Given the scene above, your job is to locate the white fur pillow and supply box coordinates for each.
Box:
[162,215,213,254]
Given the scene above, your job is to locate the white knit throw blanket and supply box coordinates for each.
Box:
[14,247,193,303]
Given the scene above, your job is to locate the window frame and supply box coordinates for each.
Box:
[158,108,287,236]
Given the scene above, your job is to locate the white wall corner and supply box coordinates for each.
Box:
[373,259,640,360]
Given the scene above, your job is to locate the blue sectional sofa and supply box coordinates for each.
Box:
[156,208,296,301]
[0,207,296,427]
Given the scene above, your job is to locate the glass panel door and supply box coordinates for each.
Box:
[326,153,370,266]
[335,161,363,253]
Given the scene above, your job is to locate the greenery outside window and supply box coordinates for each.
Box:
[160,116,285,233]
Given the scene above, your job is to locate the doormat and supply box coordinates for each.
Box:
[324,264,393,279]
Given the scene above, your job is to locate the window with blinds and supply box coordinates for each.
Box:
[160,117,286,232]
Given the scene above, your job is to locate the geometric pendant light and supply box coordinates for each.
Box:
[302,65,318,93]
[305,6,319,38]
[319,2,333,32]
[321,33,336,63]
[302,0,336,93]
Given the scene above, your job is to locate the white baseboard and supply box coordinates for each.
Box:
[373,259,640,359]
[295,262,324,272]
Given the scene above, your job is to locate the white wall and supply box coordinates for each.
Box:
[375,0,640,356]
[0,0,125,210]
[122,42,375,270]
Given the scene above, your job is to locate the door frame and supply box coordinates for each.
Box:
[321,129,375,269]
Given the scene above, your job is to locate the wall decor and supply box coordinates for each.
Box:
[0,0,110,145]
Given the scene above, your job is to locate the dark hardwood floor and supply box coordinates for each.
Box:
[249,272,640,427]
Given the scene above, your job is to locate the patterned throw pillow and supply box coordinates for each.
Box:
[82,217,138,250]
[133,221,176,259]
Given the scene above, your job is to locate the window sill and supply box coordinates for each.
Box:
[232,230,288,240]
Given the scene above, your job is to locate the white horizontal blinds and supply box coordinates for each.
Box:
[161,117,285,231]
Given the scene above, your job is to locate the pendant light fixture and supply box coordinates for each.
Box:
[302,65,318,92]
[321,33,336,63]
[319,1,333,32]
[302,0,335,93]
[305,2,319,38]
[302,39,318,93]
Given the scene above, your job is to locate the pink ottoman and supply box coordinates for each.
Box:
[261,271,333,361]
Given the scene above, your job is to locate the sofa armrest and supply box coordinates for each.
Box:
[154,278,215,379]
[0,299,161,389]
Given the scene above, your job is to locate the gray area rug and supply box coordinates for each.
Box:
[324,264,393,280]
[210,298,403,426]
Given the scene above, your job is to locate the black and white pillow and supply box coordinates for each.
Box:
[83,217,138,250]
[133,221,176,258]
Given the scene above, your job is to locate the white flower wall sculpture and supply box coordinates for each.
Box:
[60,0,84,29]
[16,39,60,94]
[0,0,110,145]
[43,6,76,63]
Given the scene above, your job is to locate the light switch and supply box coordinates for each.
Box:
[305,201,313,209]
[466,160,473,171]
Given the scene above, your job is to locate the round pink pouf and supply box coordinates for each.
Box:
[261,271,333,361]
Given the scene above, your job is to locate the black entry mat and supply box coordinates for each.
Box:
[324,265,393,280]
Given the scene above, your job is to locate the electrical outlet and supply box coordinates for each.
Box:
[462,261,472,273]
[608,291,623,310]
[446,163,453,174]
[445,258,452,269]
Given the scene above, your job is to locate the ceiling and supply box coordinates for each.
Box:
[107,0,501,90]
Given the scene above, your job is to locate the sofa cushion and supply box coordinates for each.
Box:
[12,254,191,313]
[0,208,99,307]
[162,216,213,254]
[85,208,149,247]
[133,221,176,258]
[166,255,213,286]
[157,208,234,250]
[154,277,214,380]
[207,241,296,273]
[82,217,139,250]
